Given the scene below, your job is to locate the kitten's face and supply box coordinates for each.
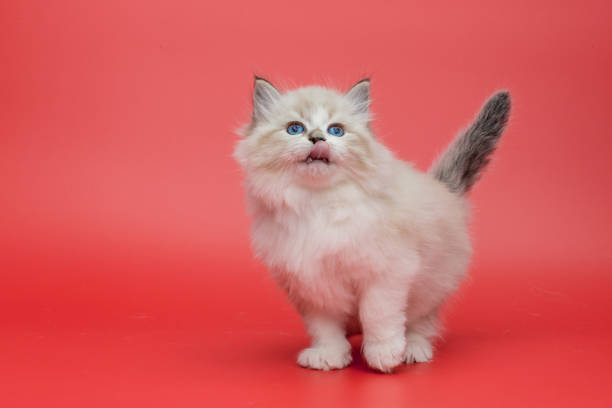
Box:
[235,79,380,190]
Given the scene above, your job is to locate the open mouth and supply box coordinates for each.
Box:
[304,141,330,164]
[305,156,329,164]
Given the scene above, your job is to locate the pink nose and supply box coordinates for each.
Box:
[309,140,330,159]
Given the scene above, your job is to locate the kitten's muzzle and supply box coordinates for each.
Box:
[305,140,330,164]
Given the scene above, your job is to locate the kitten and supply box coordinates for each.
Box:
[233,77,510,373]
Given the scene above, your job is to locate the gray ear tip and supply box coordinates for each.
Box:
[346,78,371,97]
[252,76,281,97]
[252,75,281,120]
[353,78,371,88]
[253,75,274,87]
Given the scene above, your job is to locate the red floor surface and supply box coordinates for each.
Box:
[2,1,612,407]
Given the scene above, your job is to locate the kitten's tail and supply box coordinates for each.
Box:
[429,91,511,195]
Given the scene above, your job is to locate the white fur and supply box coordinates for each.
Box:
[234,82,472,373]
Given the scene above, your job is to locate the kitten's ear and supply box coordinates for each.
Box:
[345,78,370,114]
[253,76,281,122]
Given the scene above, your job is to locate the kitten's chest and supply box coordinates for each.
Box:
[252,199,374,275]
[263,207,365,313]
[250,193,379,314]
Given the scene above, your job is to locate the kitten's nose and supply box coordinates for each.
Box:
[308,129,326,144]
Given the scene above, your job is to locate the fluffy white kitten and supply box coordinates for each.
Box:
[234,77,510,373]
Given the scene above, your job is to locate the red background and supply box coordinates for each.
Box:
[2,0,612,406]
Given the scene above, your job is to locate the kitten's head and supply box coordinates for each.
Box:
[234,77,390,197]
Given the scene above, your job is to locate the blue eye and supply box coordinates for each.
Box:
[287,122,305,135]
[327,125,344,137]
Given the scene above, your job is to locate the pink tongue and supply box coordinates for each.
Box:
[309,141,330,159]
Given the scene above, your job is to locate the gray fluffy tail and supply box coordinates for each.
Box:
[430,91,511,195]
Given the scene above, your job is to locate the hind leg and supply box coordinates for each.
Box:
[404,311,440,364]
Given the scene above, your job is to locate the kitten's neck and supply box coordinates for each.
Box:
[245,163,395,215]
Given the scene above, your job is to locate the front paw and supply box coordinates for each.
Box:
[404,333,433,364]
[363,336,406,373]
[297,344,352,371]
